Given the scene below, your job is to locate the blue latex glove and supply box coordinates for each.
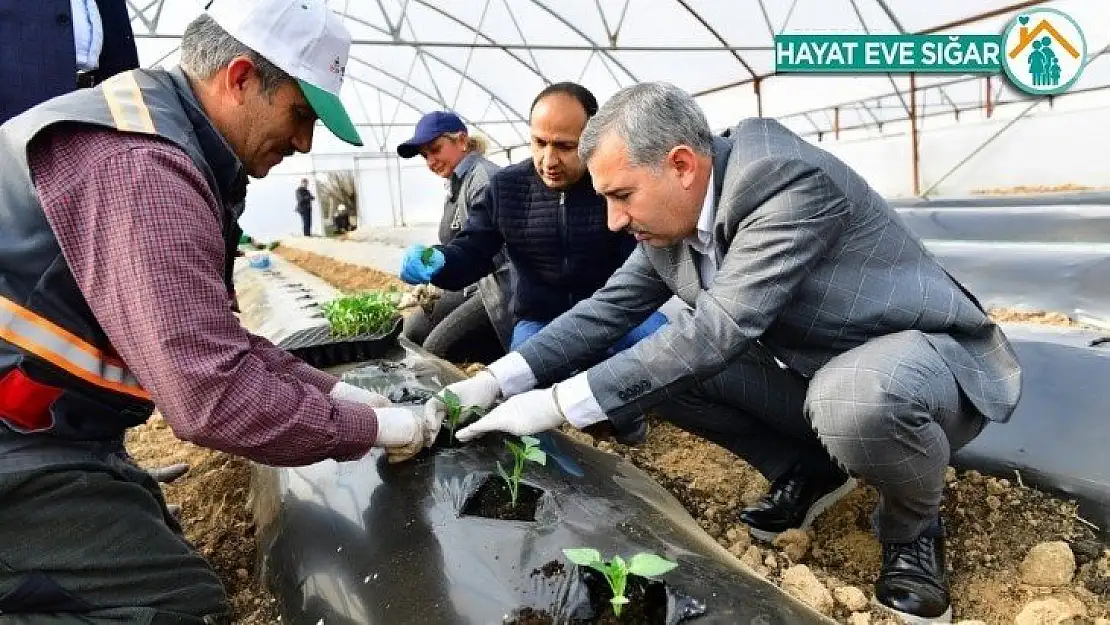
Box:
[400,245,445,284]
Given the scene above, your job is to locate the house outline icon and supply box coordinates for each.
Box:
[1008,18,1081,59]
[1000,8,1087,95]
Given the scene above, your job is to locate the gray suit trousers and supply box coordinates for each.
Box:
[653,330,985,542]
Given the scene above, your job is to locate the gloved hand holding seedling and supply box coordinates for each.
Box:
[561,548,678,617]
[399,244,445,284]
[437,388,486,443]
[497,435,546,508]
[420,246,436,265]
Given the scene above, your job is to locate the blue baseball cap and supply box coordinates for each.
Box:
[396,111,467,158]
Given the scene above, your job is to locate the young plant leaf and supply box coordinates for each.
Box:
[496,461,511,484]
[421,246,435,265]
[561,548,679,617]
[611,555,626,573]
[562,548,602,567]
[520,436,547,464]
[459,406,485,423]
[440,389,461,413]
[321,291,400,338]
[627,553,679,577]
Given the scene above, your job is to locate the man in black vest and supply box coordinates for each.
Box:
[399,83,668,354]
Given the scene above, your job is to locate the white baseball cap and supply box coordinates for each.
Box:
[207,0,363,146]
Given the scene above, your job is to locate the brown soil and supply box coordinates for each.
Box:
[970,183,1107,195]
[506,606,556,624]
[460,475,544,522]
[272,244,404,292]
[126,248,1106,625]
[124,414,278,624]
[988,308,1080,327]
[560,422,1109,624]
[578,573,669,624]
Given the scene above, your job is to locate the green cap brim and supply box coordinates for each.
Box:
[298,79,363,147]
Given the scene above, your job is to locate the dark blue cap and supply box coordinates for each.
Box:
[396,111,467,158]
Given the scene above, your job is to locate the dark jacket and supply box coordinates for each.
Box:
[433,159,636,323]
[295,187,314,214]
[0,0,140,123]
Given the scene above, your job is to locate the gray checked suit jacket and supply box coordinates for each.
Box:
[516,118,1022,429]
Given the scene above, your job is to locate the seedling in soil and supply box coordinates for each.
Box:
[497,435,547,508]
[436,388,486,443]
[561,548,677,617]
[321,290,400,338]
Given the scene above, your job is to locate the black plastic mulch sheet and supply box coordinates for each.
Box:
[954,325,1110,535]
[252,345,831,625]
[889,193,1110,324]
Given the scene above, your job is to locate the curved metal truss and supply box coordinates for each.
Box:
[129,0,1109,168]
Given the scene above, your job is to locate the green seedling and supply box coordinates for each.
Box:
[420,246,436,265]
[321,290,400,338]
[561,548,678,617]
[437,388,486,442]
[497,435,546,507]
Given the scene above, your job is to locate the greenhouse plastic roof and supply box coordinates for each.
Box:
[131,0,1110,154]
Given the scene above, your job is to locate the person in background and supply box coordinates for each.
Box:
[397,110,510,364]
[398,83,668,353]
[0,1,430,620]
[437,82,1021,624]
[333,202,352,234]
[295,177,315,236]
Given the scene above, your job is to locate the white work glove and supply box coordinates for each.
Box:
[455,387,567,442]
[373,407,426,463]
[423,371,502,446]
[330,381,393,408]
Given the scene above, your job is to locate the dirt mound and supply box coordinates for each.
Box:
[272,244,403,292]
[988,308,1080,327]
[562,422,1108,623]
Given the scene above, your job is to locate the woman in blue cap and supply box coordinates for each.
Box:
[397,111,512,362]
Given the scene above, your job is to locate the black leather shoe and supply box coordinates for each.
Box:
[874,520,952,624]
[739,461,856,542]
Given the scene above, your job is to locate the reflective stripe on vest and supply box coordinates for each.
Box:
[0,297,150,400]
[102,72,156,134]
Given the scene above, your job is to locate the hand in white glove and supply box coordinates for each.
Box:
[330,381,393,408]
[455,387,567,442]
[423,371,502,446]
[373,406,426,463]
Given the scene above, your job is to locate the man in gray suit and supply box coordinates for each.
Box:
[435,83,1021,623]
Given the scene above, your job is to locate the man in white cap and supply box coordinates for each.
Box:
[0,1,426,621]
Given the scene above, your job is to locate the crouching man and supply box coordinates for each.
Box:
[427,82,1021,623]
